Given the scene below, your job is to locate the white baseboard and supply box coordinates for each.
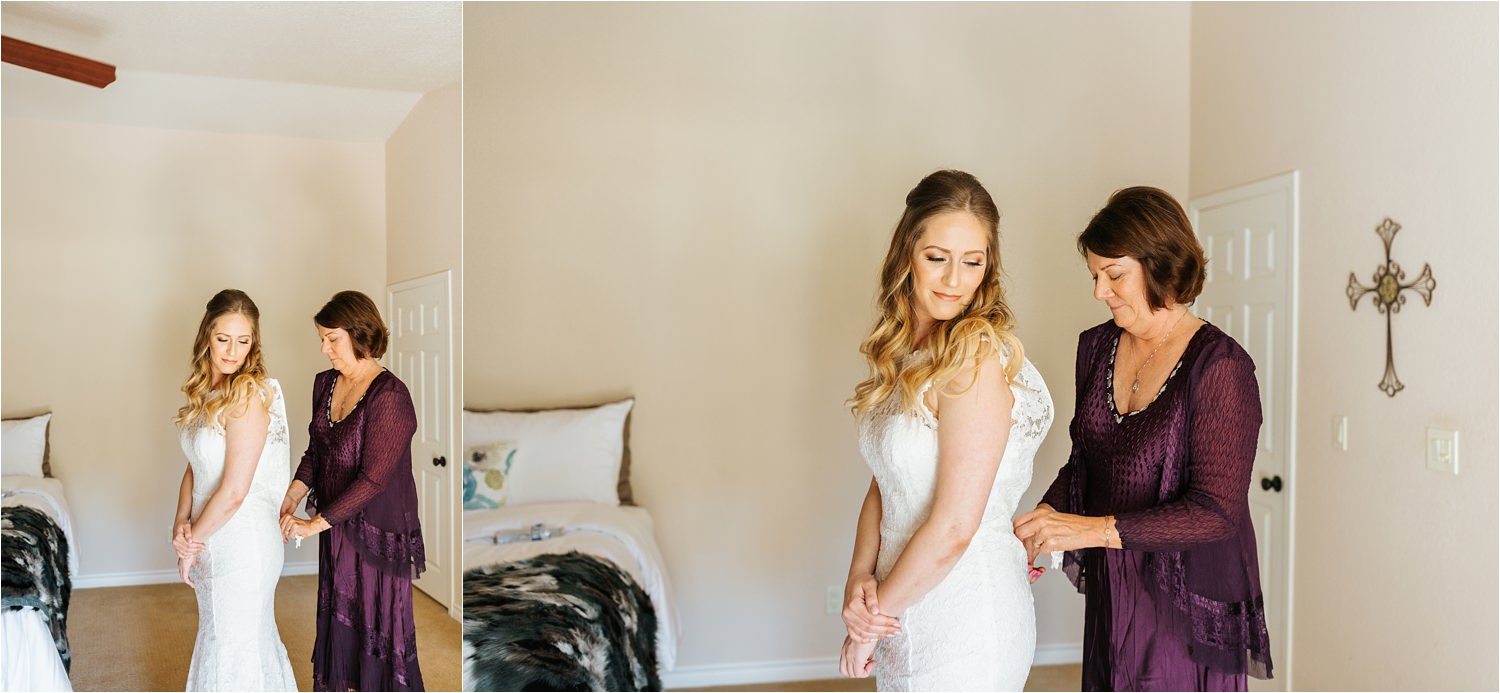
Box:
[73,570,178,589]
[661,658,836,690]
[282,560,319,576]
[1034,642,1084,665]
[660,645,1082,689]
[73,561,320,589]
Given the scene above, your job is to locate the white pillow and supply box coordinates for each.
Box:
[463,399,633,507]
[2,413,51,477]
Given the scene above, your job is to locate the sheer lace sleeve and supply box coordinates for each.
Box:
[293,447,316,489]
[1040,448,1076,512]
[318,384,418,525]
[1114,347,1262,551]
[293,372,328,489]
[1041,326,1100,512]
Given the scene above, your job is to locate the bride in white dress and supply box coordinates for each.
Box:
[171,290,297,692]
[841,171,1053,691]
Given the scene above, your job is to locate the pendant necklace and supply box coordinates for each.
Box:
[1130,309,1188,394]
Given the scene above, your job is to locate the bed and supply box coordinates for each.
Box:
[2,412,77,693]
[460,399,679,692]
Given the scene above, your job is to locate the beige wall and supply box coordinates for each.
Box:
[1190,3,1498,689]
[1,118,386,581]
[463,2,1189,669]
[388,83,462,287]
[386,82,464,609]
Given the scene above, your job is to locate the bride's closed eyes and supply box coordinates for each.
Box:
[924,255,985,268]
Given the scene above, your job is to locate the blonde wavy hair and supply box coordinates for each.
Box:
[850,170,1024,418]
[175,289,272,429]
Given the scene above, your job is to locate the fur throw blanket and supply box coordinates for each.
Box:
[464,551,660,691]
[2,505,73,671]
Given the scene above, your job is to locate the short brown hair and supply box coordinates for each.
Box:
[314,290,389,360]
[1078,186,1206,309]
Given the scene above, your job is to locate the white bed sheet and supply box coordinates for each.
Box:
[1,476,76,692]
[1,610,73,691]
[463,502,680,673]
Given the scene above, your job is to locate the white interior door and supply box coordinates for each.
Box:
[1190,172,1297,690]
[387,271,456,613]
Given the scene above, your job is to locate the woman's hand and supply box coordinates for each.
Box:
[281,514,330,542]
[1014,504,1111,565]
[178,553,198,589]
[279,480,309,518]
[842,573,901,643]
[171,522,205,559]
[839,635,878,679]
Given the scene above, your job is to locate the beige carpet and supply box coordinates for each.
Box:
[681,664,1082,692]
[69,574,1076,692]
[67,575,460,692]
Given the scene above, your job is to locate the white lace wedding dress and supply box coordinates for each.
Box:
[181,379,297,692]
[858,353,1053,692]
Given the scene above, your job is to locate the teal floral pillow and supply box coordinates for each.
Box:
[463,442,517,510]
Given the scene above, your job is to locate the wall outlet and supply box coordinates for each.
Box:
[826,585,842,615]
[1426,428,1459,475]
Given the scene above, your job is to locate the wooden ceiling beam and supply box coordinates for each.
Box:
[2,35,116,88]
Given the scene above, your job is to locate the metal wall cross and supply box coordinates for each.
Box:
[1345,218,1436,397]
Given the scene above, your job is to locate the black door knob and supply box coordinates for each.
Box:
[1260,475,1283,492]
[432,456,447,467]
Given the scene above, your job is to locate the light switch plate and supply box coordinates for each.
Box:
[1334,416,1348,451]
[826,585,842,615]
[1426,428,1458,475]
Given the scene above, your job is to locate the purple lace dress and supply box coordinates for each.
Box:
[295,369,426,692]
[1041,321,1273,691]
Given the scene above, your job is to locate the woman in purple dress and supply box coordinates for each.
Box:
[1014,187,1272,691]
[279,290,426,691]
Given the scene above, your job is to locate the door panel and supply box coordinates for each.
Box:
[1191,173,1297,689]
[388,272,455,611]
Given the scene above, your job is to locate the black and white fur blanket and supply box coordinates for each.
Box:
[464,551,660,691]
[2,505,73,671]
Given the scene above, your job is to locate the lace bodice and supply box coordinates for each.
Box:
[182,379,292,517]
[859,356,1054,547]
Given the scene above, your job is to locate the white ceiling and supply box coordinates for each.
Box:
[0,1,461,141]
[1,1,461,92]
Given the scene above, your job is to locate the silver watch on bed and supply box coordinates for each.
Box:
[492,523,564,544]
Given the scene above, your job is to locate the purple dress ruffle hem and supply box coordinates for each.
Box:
[297,369,426,692]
